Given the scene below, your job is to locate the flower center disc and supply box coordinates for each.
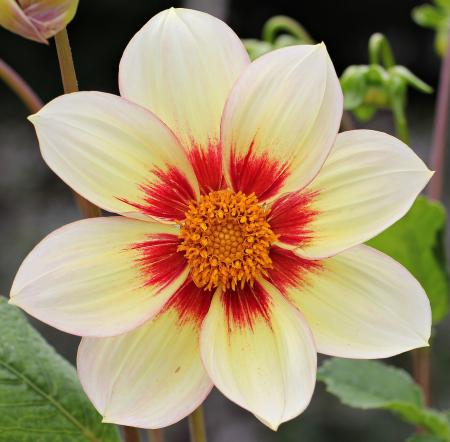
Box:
[178,190,278,291]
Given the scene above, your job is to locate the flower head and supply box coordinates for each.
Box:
[10,8,432,430]
[0,0,78,43]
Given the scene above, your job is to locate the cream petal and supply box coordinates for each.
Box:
[221,43,342,201]
[119,8,249,192]
[296,130,433,258]
[287,245,431,358]
[78,306,212,428]
[29,91,199,222]
[10,217,188,337]
[200,280,317,430]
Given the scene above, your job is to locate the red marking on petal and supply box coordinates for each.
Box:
[269,191,319,247]
[120,166,196,221]
[229,142,290,201]
[132,233,187,290]
[267,246,322,295]
[188,143,225,194]
[161,277,213,327]
[221,282,271,332]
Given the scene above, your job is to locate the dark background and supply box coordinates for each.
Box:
[1,1,449,441]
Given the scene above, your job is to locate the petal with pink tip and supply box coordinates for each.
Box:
[10,217,188,337]
[29,92,199,222]
[119,8,250,193]
[221,44,342,201]
[78,295,213,428]
[295,130,433,258]
[274,245,431,358]
[200,280,317,430]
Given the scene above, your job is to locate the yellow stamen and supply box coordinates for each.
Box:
[178,190,278,291]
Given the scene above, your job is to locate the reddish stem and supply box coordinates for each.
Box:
[123,426,140,442]
[428,42,450,200]
[0,58,43,113]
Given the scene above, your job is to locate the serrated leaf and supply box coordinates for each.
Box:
[0,297,120,442]
[367,196,449,323]
[318,358,450,441]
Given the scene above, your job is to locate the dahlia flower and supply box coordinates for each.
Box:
[10,8,432,430]
[0,0,78,43]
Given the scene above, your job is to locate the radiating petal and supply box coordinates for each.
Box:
[119,8,250,193]
[296,130,433,257]
[78,287,213,428]
[29,91,199,222]
[221,43,342,201]
[200,280,317,430]
[279,245,431,358]
[10,217,188,337]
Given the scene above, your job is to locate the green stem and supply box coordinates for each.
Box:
[392,102,410,144]
[53,28,102,218]
[188,406,207,442]
[0,58,43,113]
[262,16,314,44]
[369,33,396,69]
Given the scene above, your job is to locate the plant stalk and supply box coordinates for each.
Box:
[0,58,43,113]
[188,406,208,442]
[428,41,450,200]
[54,28,102,218]
[412,347,431,406]
[147,429,164,442]
[123,426,140,442]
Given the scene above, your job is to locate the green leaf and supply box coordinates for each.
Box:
[0,297,120,442]
[412,5,445,29]
[318,358,450,441]
[367,196,449,323]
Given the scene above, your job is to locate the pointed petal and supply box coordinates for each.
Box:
[296,130,433,257]
[221,44,342,201]
[29,92,199,222]
[200,281,317,430]
[78,290,213,428]
[277,245,431,358]
[119,8,250,193]
[10,217,188,337]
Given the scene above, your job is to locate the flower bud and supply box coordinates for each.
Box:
[0,0,79,44]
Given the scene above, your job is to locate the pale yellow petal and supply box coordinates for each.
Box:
[200,281,317,430]
[221,43,342,201]
[10,217,188,337]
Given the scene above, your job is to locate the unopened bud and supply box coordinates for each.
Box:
[0,0,79,44]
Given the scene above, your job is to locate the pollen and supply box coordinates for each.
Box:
[178,190,278,291]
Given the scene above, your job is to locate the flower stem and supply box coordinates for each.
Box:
[54,28,102,218]
[188,406,207,442]
[428,41,450,200]
[0,58,43,113]
[123,426,140,442]
[412,347,431,406]
[147,429,164,442]
[392,102,410,145]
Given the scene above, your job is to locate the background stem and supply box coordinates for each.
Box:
[123,426,140,442]
[0,58,42,113]
[428,42,450,201]
[412,347,431,406]
[54,28,102,218]
[147,429,164,442]
[188,406,208,442]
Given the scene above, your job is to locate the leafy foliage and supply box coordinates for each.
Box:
[0,297,120,442]
[318,358,450,441]
[367,196,449,323]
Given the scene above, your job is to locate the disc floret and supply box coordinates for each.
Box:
[178,190,278,290]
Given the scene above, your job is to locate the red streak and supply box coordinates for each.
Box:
[229,142,289,201]
[121,166,196,221]
[269,191,318,247]
[187,143,225,194]
[132,233,186,290]
[221,282,272,332]
[267,246,322,295]
[160,278,213,327]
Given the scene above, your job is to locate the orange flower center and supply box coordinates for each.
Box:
[178,190,278,291]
